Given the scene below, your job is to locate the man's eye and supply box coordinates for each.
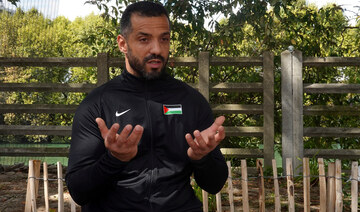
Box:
[139,38,148,42]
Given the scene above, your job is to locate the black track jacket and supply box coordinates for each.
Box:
[66,70,228,211]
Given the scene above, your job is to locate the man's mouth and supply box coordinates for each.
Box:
[147,59,162,68]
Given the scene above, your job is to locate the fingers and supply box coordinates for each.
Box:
[186,116,226,160]
[186,130,215,150]
[194,130,213,148]
[186,131,205,150]
[96,118,142,145]
[215,125,225,142]
[126,125,144,145]
[208,116,225,132]
[117,124,133,142]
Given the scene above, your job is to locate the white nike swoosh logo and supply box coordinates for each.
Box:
[115,109,131,117]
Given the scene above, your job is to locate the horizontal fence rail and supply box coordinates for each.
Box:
[0,83,96,92]
[303,57,360,67]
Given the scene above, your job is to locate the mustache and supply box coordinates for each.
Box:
[143,54,165,63]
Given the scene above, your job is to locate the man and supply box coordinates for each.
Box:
[66,1,228,211]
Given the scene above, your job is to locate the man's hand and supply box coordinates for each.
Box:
[185,116,226,161]
[96,118,144,162]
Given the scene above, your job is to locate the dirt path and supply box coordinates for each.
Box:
[0,164,80,212]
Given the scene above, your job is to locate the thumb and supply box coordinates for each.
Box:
[95,118,108,139]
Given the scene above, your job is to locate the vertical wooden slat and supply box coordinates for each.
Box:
[286,158,295,212]
[216,192,222,212]
[318,158,327,212]
[198,51,210,101]
[202,190,208,212]
[262,51,274,168]
[97,52,109,86]
[335,159,343,212]
[351,161,358,212]
[43,162,49,212]
[272,159,281,212]
[57,162,64,212]
[257,159,265,212]
[327,162,336,212]
[241,160,250,212]
[226,161,235,212]
[303,157,310,212]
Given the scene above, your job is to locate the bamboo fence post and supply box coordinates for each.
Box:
[318,158,326,212]
[241,160,250,212]
[57,162,64,212]
[216,192,222,212]
[226,161,235,212]
[34,160,41,198]
[327,162,335,212]
[272,159,281,212]
[25,160,37,212]
[286,158,295,212]
[70,197,77,212]
[43,162,49,212]
[303,158,310,212]
[202,190,208,212]
[351,161,358,212]
[257,159,265,212]
[335,159,342,212]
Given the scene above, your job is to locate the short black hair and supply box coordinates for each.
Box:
[120,1,170,38]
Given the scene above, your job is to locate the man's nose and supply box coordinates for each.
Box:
[149,41,161,55]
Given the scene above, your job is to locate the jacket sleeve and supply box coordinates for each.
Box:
[191,147,228,194]
[189,91,228,194]
[65,93,128,205]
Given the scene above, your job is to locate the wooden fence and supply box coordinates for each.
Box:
[281,49,360,173]
[2,51,360,171]
[25,158,359,211]
[0,52,275,167]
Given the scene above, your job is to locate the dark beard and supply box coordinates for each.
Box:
[127,48,168,80]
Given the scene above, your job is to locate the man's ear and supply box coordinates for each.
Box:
[117,34,127,54]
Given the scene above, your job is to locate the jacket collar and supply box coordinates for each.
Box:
[118,69,174,92]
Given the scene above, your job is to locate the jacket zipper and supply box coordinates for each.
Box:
[144,81,155,211]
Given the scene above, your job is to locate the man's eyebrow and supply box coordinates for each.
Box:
[136,31,170,37]
[136,32,150,37]
[162,32,171,36]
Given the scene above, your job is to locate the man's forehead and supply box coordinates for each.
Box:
[130,14,170,32]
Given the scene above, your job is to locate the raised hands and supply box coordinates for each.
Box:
[185,116,226,161]
[95,118,144,162]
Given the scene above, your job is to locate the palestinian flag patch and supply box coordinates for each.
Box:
[163,104,183,115]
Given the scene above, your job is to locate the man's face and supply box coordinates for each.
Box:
[117,14,170,79]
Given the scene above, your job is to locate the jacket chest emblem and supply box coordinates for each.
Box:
[163,104,183,115]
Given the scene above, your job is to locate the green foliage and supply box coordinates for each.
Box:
[0,8,109,143]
